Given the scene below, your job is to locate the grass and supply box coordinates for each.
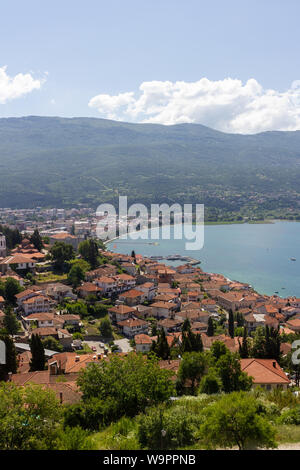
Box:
[92,417,140,450]
[276,425,300,444]
[35,272,68,283]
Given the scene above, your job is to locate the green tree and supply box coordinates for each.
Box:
[216,350,252,393]
[239,327,249,358]
[228,310,234,338]
[200,391,277,450]
[180,321,203,354]
[137,405,197,450]
[198,369,222,394]
[251,327,266,358]
[30,334,46,371]
[77,353,174,420]
[30,228,44,251]
[99,317,113,339]
[151,328,170,360]
[42,336,63,352]
[0,382,62,450]
[265,326,281,362]
[206,316,214,337]
[78,239,99,269]
[68,264,85,288]
[50,242,75,271]
[4,277,22,305]
[3,306,20,336]
[177,352,207,394]
[66,301,88,318]
[210,340,227,362]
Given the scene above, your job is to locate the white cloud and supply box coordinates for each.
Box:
[88,77,300,134]
[0,66,44,104]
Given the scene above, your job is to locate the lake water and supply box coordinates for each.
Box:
[108,222,300,298]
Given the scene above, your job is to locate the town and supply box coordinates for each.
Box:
[1,212,300,450]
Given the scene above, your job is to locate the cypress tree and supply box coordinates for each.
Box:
[30,228,44,251]
[207,316,214,337]
[239,327,249,358]
[3,307,19,336]
[151,328,170,359]
[30,334,46,371]
[228,310,234,338]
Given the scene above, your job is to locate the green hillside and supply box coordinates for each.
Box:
[0,116,300,219]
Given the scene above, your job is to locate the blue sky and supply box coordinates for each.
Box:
[1,0,300,133]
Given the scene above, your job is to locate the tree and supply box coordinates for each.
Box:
[68,264,85,288]
[137,405,197,450]
[206,316,214,337]
[236,312,244,327]
[0,224,21,250]
[99,318,113,339]
[265,326,281,362]
[200,392,277,450]
[251,327,266,358]
[210,340,227,362]
[228,310,234,338]
[77,353,175,421]
[216,350,252,393]
[3,306,20,336]
[66,301,88,318]
[78,239,99,269]
[177,352,207,394]
[180,321,203,354]
[30,228,44,251]
[42,336,63,352]
[30,334,46,371]
[198,369,222,394]
[0,382,62,450]
[50,242,75,271]
[151,328,170,360]
[4,277,22,305]
[239,327,249,358]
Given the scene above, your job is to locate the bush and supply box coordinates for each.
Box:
[137,405,198,449]
[57,426,96,450]
[198,370,222,394]
[278,406,300,425]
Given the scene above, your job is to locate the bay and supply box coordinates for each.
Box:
[108,221,300,298]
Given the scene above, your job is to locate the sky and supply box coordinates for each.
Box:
[1,0,300,133]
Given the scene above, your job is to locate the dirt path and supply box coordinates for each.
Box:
[275,443,300,450]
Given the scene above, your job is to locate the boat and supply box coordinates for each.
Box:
[290,257,297,261]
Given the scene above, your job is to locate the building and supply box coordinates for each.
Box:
[49,232,80,250]
[117,318,148,338]
[108,305,136,323]
[240,358,290,390]
[0,254,36,274]
[134,334,154,353]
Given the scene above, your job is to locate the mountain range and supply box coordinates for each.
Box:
[0,116,300,217]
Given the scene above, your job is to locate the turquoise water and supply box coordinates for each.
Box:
[108,221,300,298]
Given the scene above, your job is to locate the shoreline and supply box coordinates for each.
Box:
[104,220,299,299]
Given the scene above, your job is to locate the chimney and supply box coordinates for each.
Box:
[59,392,63,404]
[75,356,80,362]
[273,361,276,368]
[8,372,12,382]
